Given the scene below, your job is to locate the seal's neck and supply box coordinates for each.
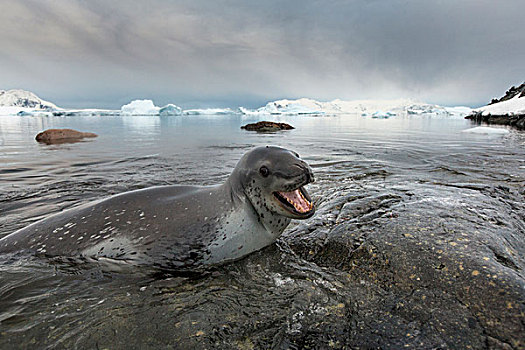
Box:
[222,176,245,208]
[223,174,290,237]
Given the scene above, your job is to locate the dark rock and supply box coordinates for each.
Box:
[284,183,525,349]
[488,82,525,105]
[468,82,525,130]
[466,112,525,130]
[241,121,294,132]
[35,128,98,144]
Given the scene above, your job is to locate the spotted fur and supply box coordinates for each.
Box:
[0,146,315,270]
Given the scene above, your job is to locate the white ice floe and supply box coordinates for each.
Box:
[120,100,160,116]
[16,110,54,117]
[0,106,35,116]
[444,106,473,117]
[183,108,236,115]
[371,110,396,119]
[53,109,121,117]
[461,127,510,135]
[473,94,525,116]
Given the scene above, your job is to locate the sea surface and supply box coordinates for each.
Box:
[0,113,523,348]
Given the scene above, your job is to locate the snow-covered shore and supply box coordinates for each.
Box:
[466,83,525,129]
[472,95,525,116]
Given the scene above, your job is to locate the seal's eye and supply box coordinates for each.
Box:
[259,166,269,177]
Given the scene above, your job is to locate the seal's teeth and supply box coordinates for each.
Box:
[277,188,312,213]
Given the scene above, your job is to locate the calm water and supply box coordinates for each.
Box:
[0,113,524,348]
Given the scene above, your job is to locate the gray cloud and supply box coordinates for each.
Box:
[0,0,524,108]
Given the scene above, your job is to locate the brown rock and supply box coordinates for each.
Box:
[35,128,98,144]
[240,121,294,132]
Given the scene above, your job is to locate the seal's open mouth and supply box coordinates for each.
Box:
[274,186,314,215]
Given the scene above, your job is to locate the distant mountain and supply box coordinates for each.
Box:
[0,89,57,110]
[240,97,471,117]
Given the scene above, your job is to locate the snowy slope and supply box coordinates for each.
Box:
[0,89,57,110]
[473,94,525,116]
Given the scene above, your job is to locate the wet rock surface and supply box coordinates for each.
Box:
[241,121,294,132]
[35,128,98,144]
[285,182,525,349]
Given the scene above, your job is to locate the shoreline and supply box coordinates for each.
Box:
[465,112,525,130]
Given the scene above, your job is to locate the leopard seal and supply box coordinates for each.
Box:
[0,146,315,270]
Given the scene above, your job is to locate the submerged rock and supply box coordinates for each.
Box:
[35,128,98,144]
[241,121,294,132]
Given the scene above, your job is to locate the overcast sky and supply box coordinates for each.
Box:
[0,0,524,109]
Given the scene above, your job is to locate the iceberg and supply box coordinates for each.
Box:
[121,100,160,116]
[405,104,473,118]
[120,100,184,116]
[444,106,472,118]
[159,104,182,116]
[461,127,509,135]
[182,108,236,115]
[244,98,326,115]
[240,98,458,117]
[406,104,447,115]
[371,110,396,119]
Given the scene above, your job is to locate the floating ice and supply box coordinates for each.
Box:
[240,98,454,116]
[159,104,182,116]
[444,106,473,117]
[121,100,160,116]
[16,111,33,116]
[241,98,326,115]
[0,106,55,116]
[183,108,236,115]
[461,127,510,135]
[371,110,395,119]
[52,109,121,117]
[406,104,444,115]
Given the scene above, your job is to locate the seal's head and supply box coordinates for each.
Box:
[231,146,315,221]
